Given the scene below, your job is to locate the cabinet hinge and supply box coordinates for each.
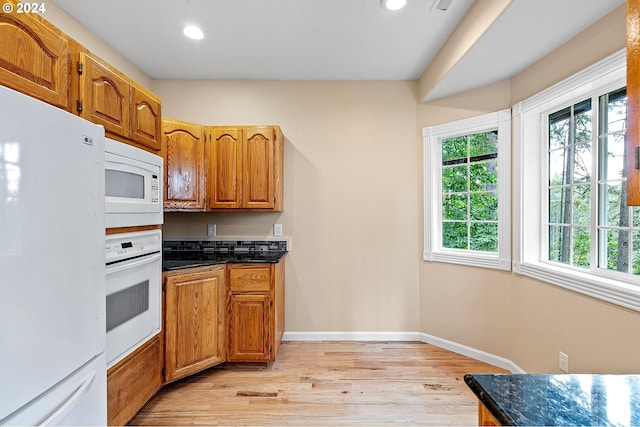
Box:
[635,147,640,170]
[269,346,273,354]
[161,367,165,378]
[270,300,273,308]
[77,61,83,75]
[76,100,83,112]
[66,54,70,64]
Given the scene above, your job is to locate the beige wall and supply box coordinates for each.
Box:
[47,2,640,373]
[157,80,422,332]
[418,4,640,374]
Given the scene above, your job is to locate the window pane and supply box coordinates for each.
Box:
[549,148,569,186]
[633,207,640,228]
[442,222,467,249]
[632,231,640,275]
[572,184,590,225]
[549,107,571,149]
[600,182,629,227]
[601,229,629,272]
[549,187,568,224]
[599,134,626,181]
[470,161,497,191]
[442,136,467,163]
[574,99,592,143]
[470,192,498,221]
[549,225,571,264]
[573,143,591,184]
[605,88,627,134]
[442,194,467,220]
[572,227,590,268]
[442,165,467,193]
[469,131,498,157]
[470,222,498,252]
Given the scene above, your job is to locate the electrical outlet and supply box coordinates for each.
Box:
[273,223,283,237]
[207,224,216,237]
[559,351,569,373]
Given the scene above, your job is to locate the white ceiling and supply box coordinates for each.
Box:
[52,0,624,101]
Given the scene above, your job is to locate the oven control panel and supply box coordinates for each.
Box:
[106,230,162,264]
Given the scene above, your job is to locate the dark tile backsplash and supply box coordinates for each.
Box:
[163,240,287,254]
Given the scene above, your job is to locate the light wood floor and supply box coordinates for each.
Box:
[130,341,508,426]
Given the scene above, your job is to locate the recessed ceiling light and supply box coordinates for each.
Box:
[381,0,407,11]
[182,24,204,40]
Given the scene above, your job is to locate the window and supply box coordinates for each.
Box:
[515,49,640,311]
[423,110,511,271]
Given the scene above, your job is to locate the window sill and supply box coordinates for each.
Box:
[514,261,640,312]
[424,250,511,271]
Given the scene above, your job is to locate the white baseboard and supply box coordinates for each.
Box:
[282,331,526,374]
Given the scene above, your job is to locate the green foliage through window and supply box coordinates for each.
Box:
[441,131,498,252]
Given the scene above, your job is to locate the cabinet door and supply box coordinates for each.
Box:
[208,127,243,209]
[107,335,162,426]
[628,0,640,205]
[131,86,161,151]
[242,127,276,209]
[228,294,271,362]
[163,118,206,210]
[79,53,130,138]
[164,267,226,383]
[0,4,69,109]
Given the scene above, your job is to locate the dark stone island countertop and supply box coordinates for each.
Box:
[162,240,287,271]
[464,373,640,426]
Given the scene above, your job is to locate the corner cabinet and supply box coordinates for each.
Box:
[628,0,640,205]
[0,1,70,109]
[208,126,284,211]
[162,118,206,210]
[227,260,285,362]
[164,265,227,383]
[77,52,162,151]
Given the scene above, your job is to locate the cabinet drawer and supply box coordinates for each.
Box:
[229,265,271,292]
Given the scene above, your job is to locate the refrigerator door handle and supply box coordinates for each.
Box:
[40,371,97,426]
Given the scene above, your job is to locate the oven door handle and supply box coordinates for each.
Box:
[106,252,161,275]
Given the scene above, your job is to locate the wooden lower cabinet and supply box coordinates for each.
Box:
[164,265,227,383]
[227,260,285,362]
[478,402,501,426]
[107,334,162,426]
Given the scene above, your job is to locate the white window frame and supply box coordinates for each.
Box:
[513,49,640,312]
[423,109,511,271]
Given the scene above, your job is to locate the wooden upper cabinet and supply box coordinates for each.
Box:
[76,52,162,152]
[208,127,242,209]
[162,118,206,210]
[131,86,162,151]
[0,3,69,109]
[207,125,283,211]
[164,266,227,383]
[78,52,130,137]
[244,127,277,209]
[628,0,640,205]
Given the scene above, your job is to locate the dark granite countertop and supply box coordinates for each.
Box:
[162,240,288,271]
[464,373,640,426]
[163,250,287,271]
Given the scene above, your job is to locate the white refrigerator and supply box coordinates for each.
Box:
[0,86,107,425]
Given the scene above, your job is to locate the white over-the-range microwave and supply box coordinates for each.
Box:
[104,138,163,228]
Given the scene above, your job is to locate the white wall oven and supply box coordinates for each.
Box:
[105,138,163,228]
[105,230,162,368]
